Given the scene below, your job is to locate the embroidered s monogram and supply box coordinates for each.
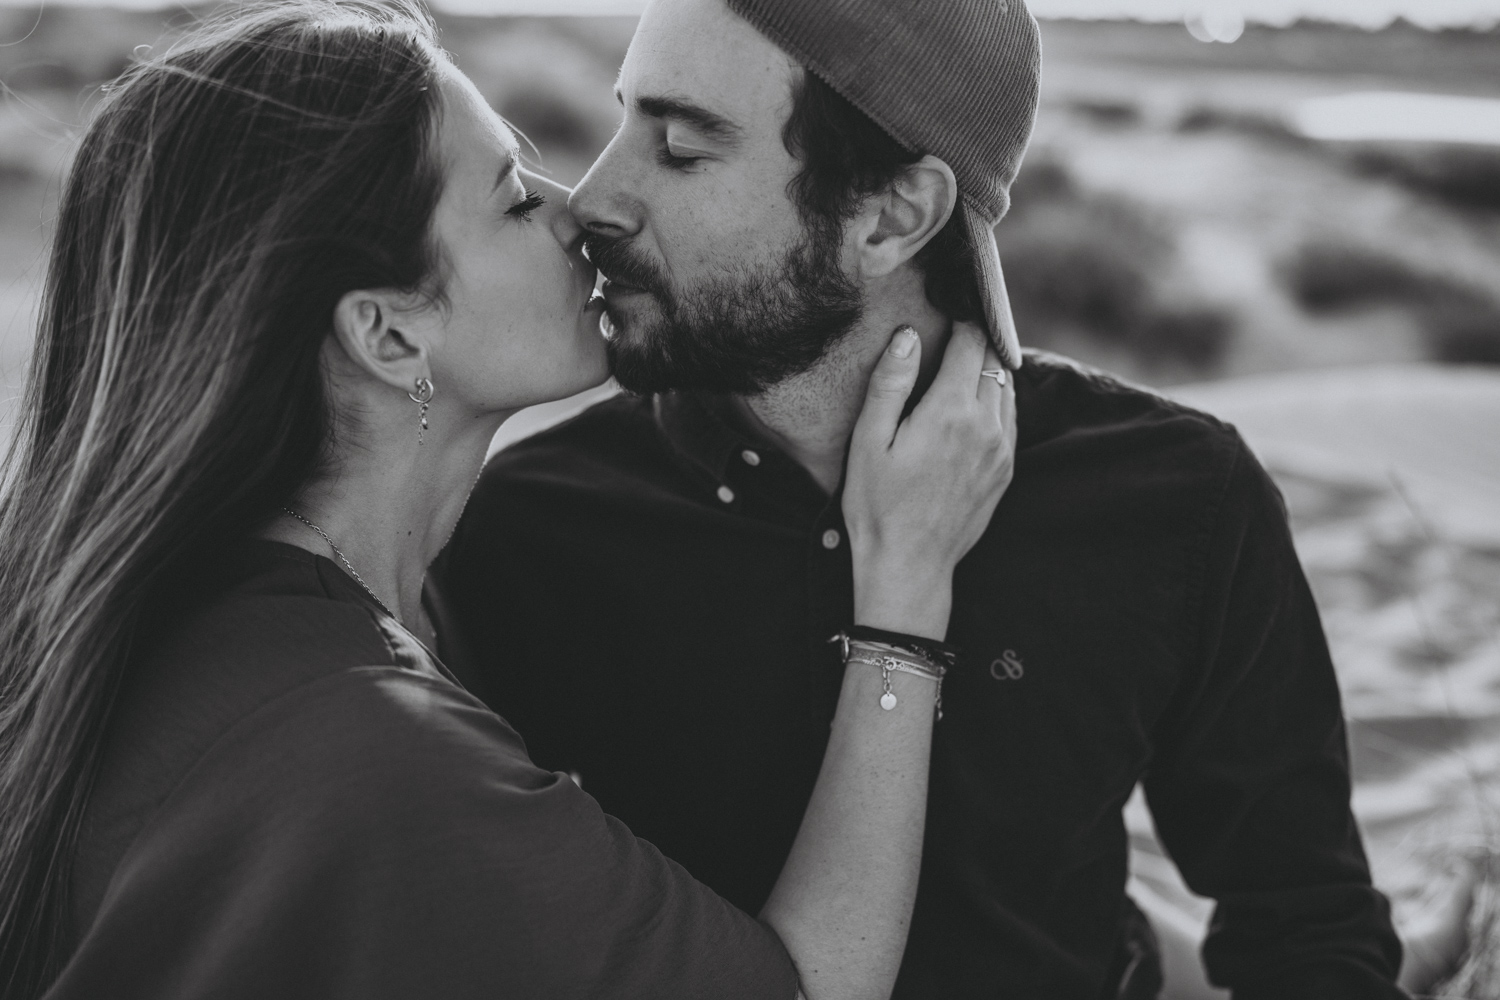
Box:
[990,650,1025,681]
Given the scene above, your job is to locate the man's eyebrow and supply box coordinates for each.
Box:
[629,92,743,144]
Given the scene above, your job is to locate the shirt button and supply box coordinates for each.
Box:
[821,528,841,550]
[741,449,761,467]
[717,485,736,504]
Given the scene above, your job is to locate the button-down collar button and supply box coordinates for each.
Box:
[821,528,841,550]
[741,449,761,467]
[716,485,736,504]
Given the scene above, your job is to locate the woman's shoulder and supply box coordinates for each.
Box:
[106,540,431,796]
[72,540,452,933]
[64,648,797,1000]
[151,662,543,833]
[58,665,804,1000]
[65,542,795,1000]
[180,663,545,826]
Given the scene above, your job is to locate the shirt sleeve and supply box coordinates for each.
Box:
[49,667,799,1000]
[1141,439,1406,1000]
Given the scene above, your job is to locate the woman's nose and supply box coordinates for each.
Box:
[527,172,582,248]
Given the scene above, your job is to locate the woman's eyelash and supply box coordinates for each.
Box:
[507,189,546,220]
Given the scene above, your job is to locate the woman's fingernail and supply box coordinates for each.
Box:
[891,326,918,358]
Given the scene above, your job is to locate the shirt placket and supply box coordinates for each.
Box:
[804,498,853,726]
[723,449,850,728]
[658,392,856,731]
[710,445,851,728]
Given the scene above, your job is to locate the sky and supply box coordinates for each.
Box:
[4,0,1499,28]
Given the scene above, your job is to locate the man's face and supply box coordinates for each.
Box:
[568,0,861,395]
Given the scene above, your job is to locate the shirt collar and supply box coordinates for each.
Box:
[653,390,761,488]
[653,389,839,523]
[651,356,1047,510]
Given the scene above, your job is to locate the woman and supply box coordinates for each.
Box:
[0,3,1015,998]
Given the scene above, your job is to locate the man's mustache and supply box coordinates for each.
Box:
[584,234,670,298]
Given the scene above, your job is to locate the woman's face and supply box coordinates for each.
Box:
[412,61,609,416]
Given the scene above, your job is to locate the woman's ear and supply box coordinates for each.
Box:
[330,289,430,390]
[852,155,959,280]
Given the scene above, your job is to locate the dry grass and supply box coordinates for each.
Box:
[1434,863,1500,998]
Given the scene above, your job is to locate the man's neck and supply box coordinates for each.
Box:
[733,282,951,495]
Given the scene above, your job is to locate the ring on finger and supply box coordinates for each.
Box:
[979,369,1008,387]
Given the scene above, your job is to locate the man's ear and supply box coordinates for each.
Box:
[851,155,959,280]
[330,290,430,392]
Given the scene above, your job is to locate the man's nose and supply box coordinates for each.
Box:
[568,136,641,238]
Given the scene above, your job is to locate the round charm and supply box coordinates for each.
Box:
[880,691,898,711]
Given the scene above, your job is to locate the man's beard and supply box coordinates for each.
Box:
[585,220,863,395]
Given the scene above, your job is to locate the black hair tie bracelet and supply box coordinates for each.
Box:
[830,628,960,719]
[844,625,960,671]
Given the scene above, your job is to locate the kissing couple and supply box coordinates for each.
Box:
[0,0,1419,998]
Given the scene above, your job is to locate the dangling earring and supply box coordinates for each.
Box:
[409,377,435,445]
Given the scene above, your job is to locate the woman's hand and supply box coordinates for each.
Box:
[842,322,1016,639]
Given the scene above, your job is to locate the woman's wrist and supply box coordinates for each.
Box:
[852,553,953,641]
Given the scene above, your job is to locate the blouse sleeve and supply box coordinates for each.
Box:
[48,667,799,1000]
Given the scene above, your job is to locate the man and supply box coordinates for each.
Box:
[434,0,1405,995]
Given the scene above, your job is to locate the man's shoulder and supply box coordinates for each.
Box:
[1020,350,1238,447]
[1018,350,1249,473]
[1014,350,1275,536]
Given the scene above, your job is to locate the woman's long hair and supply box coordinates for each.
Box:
[0,3,448,993]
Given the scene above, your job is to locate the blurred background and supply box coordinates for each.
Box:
[1,1,1497,995]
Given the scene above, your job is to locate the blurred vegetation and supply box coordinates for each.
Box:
[1350,145,1500,214]
[997,158,1235,372]
[1279,242,1500,363]
[1176,105,1312,147]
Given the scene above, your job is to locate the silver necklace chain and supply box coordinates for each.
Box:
[281,507,398,622]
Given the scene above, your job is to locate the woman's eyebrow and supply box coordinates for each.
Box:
[492,152,518,192]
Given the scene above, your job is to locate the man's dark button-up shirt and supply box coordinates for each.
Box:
[436,352,1403,999]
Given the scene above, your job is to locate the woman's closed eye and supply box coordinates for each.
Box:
[506,189,546,221]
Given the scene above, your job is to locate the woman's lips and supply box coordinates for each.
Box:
[596,277,651,339]
[586,294,615,339]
